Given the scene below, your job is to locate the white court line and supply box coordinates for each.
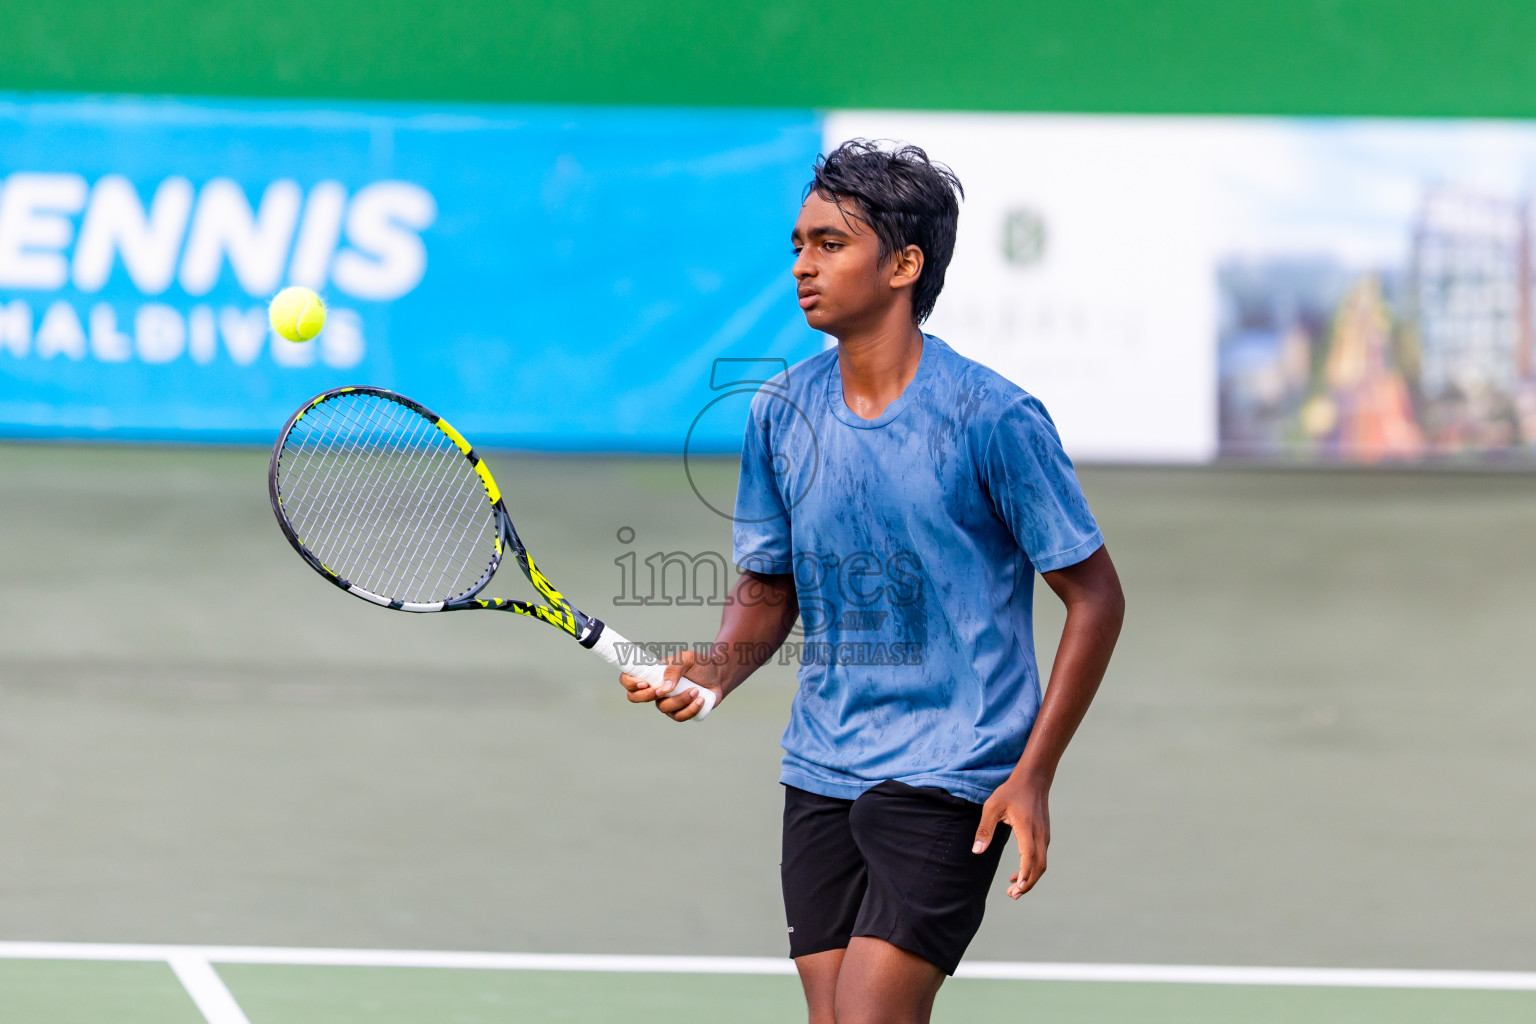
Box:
[167,955,252,1024]
[3,941,1536,993]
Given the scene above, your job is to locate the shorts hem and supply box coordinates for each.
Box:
[786,935,852,960]
[851,926,960,977]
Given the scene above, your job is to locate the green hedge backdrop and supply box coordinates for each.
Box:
[4,1,1535,116]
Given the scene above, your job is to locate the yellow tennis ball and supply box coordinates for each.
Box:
[269,286,327,342]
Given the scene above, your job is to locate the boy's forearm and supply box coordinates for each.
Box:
[1013,548,1124,785]
[694,570,798,694]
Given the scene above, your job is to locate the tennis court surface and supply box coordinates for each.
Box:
[6,943,1536,1024]
[3,444,1535,1021]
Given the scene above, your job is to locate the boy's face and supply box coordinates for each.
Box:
[791,192,919,338]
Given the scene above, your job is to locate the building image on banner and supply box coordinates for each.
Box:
[829,114,1536,466]
[1213,121,1536,464]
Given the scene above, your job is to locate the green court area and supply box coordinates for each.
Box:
[6,956,1536,1024]
[2,442,1535,1020]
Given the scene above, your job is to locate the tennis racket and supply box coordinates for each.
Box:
[267,385,715,718]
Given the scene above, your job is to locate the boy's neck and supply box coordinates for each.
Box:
[834,319,926,421]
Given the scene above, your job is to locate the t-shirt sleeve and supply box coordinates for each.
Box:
[731,399,793,574]
[981,394,1104,573]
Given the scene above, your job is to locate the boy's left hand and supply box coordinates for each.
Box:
[972,774,1051,899]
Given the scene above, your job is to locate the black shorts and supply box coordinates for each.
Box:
[781,780,1010,976]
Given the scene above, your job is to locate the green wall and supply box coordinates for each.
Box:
[5,1,1536,117]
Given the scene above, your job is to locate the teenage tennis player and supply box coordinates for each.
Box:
[621,140,1125,1024]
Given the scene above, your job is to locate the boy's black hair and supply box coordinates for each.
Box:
[806,139,964,324]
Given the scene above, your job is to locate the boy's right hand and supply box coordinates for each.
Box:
[620,648,722,722]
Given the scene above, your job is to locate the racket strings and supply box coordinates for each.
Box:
[331,399,493,600]
[287,398,437,576]
[283,397,438,590]
[284,395,420,540]
[276,394,499,603]
[292,398,491,602]
[286,400,421,562]
[329,402,464,592]
[367,428,485,599]
[413,452,497,596]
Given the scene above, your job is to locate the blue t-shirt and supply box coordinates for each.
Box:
[733,335,1103,804]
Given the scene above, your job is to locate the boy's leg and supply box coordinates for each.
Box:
[842,780,1011,1005]
[783,785,865,1022]
[833,936,946,1024]
[793,948,845,1024]
[786,780,1005,1022]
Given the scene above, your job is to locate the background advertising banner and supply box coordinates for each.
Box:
[1208,119,1536,464]
[0,96,823,448]
[11,96,1536,464]
[825,111,1219,463]
[828,112,1536,465]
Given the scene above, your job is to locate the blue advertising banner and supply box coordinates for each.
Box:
[0,95,824,449]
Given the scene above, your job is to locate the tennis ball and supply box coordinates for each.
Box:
[269,286,327,342]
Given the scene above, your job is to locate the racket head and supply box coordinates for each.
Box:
[268,386,505,611]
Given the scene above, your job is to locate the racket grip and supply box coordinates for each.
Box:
[589,623,717,720]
